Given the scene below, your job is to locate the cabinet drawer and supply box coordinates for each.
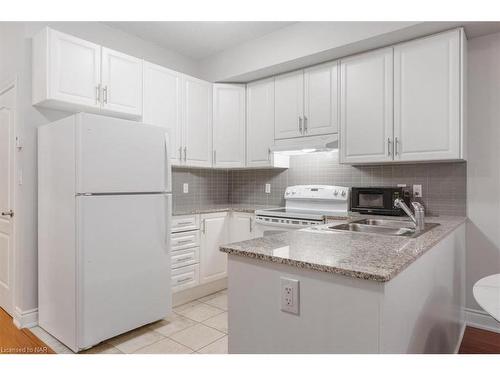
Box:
[171,247,199,269]
[171,264,199,293]
[171,230,200,250]
[172,214,199,233]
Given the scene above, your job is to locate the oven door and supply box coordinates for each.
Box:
[351,188,399,215]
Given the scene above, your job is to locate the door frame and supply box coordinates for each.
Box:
[0,78,18,317]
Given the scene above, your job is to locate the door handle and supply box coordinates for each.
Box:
[298,116,303,134]
[387,138,392,156]
[303,115,308,133]
[395,137,399,156]
[103,86,108,104]
[95,84,101,105]
[1,210,14,218]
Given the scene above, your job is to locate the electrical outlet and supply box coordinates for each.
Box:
[281,277,299,315]
[183,183,189,194]
[413,184,423,198]
[265,183,271,194]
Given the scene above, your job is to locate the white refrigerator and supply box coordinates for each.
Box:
[38,113,172,352]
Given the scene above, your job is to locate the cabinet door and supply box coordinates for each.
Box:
[101,47,143,117]
[47,28,101,108]
[394,29,462,161]
[200,213,228,284]
[182,75,213,167]
[304,61,339,136]
[274,71,304,140]
[213,84,246,168]
[246,78,275,167]
[230,213,256,243]
[143,62,183,165]
[340,48,394,164]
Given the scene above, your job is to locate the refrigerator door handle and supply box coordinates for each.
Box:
[164,133,172,193]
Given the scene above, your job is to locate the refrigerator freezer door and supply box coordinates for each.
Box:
[76,193,171,350]
[76,113,170,194]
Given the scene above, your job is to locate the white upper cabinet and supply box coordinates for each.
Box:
[274,71,304,139]
[32,27,142,119]
[143,62,182,165]
[182,75,213,168]
[101,48,142,117]
[246,78,275,167]
[340,48,394,164]
[33,27,101,110]
[212,84,246,168]
[304,61,339,136]
[393,29,464,161]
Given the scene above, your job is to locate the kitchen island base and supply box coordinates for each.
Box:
[227,224,465,353]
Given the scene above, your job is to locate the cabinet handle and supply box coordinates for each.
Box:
[298,116,303,134]
[177,221,192,226]
[387,137,392,156]
[249,217,253,232]
[304,115,308,133]
[175,256,193,262]
[395,137,399,156]
[95,84,101,105]
[202,219,206,234]
[184,147,187,161]
[268,148,271,162]
[177,276,192,284]
[176,239,193,244]
[213,150,216,164]
[103,86,108,104]
[178,147,182,160]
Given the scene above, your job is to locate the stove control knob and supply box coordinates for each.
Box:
[334,190,338,196]
[341,190,346,197]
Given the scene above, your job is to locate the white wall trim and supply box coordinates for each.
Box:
[454,323,466,354]
[465,307,500,333]
[13,307,39,329]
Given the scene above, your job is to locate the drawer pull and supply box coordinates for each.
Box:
[177,276,192,284]
[177,221,192,226]
[176,239,193,244]
[175,256,193,262]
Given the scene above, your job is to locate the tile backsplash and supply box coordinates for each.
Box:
[173,150,466,216]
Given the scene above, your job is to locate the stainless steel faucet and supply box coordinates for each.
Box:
[394,198,425,232]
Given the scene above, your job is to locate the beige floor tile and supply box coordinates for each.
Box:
[134,338,193,354]
[176,302,224,322]
[197,336,228,354]
[150,314,196,337]
[30,326,74,354]
[169,323,225,351]
[106,327,164,353]
[202,293,227,311]
[173,300,201,313]
[81,342,122,354]
[202,312,228,333]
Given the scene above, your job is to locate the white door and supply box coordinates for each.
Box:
[200,212,228,284]
[230,213,256,243]
[101,47,143,117]
[340,48,394,164]
[49,28,101,109]
[77,194,171,348]
[76,113,169,194]
[213,84,246,168]
[182,75,212,167]
[143,62,183,166]
[274,71,304,139]
[246,78,275,167]
[0,85,15,315]
[394,29,462,161]
[304,61,339,136]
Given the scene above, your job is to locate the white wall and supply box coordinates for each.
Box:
[467,31,500,311]
[0,21,201,317]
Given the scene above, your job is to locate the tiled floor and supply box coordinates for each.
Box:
[30,289,228,354]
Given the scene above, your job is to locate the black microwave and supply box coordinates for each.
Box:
[350,187,410,216]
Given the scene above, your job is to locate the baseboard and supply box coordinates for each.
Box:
[454,323,466,354]
[13,307,39,329]
[465,307,500,333]
[173,278,227,307]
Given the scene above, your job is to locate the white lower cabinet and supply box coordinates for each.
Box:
[200,212,229,284]
[230,212,258,243]
[171,264,200,293]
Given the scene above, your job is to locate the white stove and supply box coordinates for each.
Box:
[255,185,350,235]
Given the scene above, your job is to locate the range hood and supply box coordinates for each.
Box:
[270,134,339,154]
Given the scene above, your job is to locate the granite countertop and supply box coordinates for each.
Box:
[220,215,467,282]
[173,204,277,215]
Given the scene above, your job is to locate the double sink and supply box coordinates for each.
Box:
[328,218,439,238]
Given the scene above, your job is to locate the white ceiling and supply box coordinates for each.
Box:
[103,21,296,60]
